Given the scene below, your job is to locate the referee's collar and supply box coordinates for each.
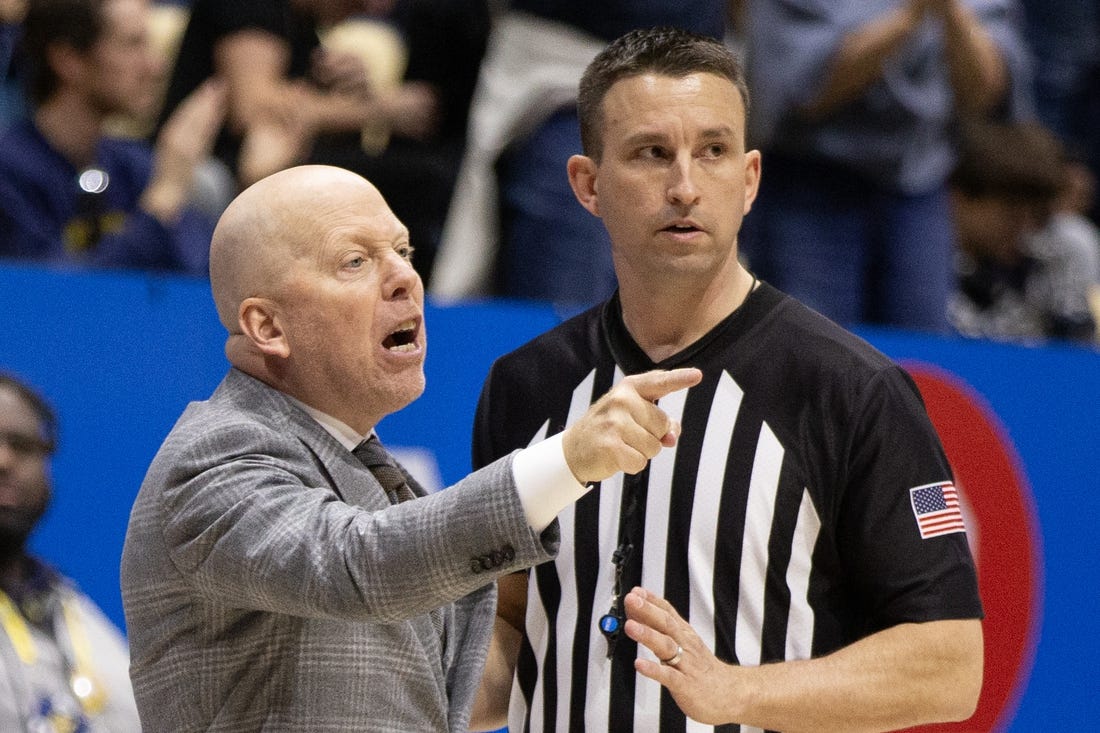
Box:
[601,281,779,374]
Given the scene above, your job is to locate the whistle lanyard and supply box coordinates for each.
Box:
[0,588,107,716]
[598,473,644,658]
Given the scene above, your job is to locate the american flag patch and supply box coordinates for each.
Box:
[910,481,966,539]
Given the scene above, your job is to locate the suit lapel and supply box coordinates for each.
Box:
[293,417,392,510]
[277,394,447,654]
[217,369,450,688]
[220,369,392,510]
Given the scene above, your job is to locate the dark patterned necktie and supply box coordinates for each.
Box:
[353,436,417,504]
[353,435,445,641]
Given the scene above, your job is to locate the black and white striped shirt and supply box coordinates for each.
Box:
[474,283,982,732]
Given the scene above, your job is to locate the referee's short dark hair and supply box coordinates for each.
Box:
[577,27,750,161]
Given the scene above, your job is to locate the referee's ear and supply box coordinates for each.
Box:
[567,154,601,218]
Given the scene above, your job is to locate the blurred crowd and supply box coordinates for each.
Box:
[1,0,1097,347]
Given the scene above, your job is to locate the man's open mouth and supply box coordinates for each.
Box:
[383,321,418,352]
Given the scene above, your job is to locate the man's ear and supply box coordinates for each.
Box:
[238,298,290,359]
[567,154,601,217]
[743,149,763,215]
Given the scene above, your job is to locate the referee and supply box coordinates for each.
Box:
[470,27,983,733]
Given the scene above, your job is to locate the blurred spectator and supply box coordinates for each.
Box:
[1019,0,1100,224]
[154,0,486,283]
[0,0,26,128]
[157,0,404,188]
[317,0,491,286]
[948,120,1098,344]
[430,1,729,308]
[1037,156,1100,334]
[0,372,140,731]
[739,0,1034,333]
[0,0,226,275]
[1039,155,1100,284]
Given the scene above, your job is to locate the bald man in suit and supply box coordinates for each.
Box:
[120,164,700,732]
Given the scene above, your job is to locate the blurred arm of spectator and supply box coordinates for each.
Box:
[801,1,927,120]
[211,29,297,137]
[293,67,438,142]
[212,25,439,187]
[932,0,1009,114]
[0,0,24,36]
[310,45,372,96]
[142,78,227,225]
[369,80,438,140]
[803,0,1008,120]
[0,0,24,42]
[0,0,24,22]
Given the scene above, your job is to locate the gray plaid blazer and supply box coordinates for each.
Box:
[121,368,557,731]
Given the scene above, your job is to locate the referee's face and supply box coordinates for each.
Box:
[568,72,761,290]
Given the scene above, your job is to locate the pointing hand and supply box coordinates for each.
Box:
[562,368,702,484]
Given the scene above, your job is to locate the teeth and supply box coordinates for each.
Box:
[384,319,418,351]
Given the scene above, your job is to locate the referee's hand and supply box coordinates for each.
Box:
[562,367,702,484]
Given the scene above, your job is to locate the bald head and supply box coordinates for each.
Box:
[209,165,388,333]
[207,164,424,429]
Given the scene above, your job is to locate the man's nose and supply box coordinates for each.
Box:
[382,253,422,299]
[666,156,701,206]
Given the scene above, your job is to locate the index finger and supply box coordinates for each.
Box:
[629,368,703,402]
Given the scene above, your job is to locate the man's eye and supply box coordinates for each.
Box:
[397,245,415,261]
[702,144,726,158]
[0,431,52,456]
[641,146,666,160]
[345,256,365,269]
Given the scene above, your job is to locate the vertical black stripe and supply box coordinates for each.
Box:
[608,468,648,730]
[713,391,761,669]
[533,560,561,732]
[759,457,806,664]
[570,360,619,732]
[515,632,537,733]
[762,468,801,733]
[569,489,602,732]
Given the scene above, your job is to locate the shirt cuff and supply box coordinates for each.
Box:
[512,432,592,532]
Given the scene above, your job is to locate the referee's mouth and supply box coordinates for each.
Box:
[659,218,705,240]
